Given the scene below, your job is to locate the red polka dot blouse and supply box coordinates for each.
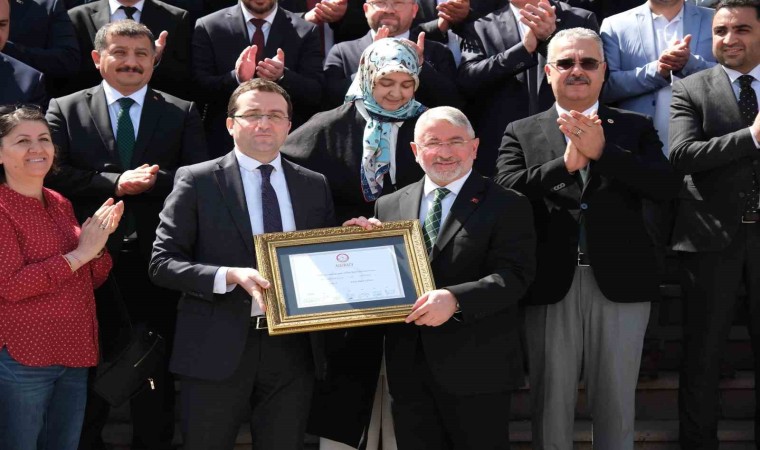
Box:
[0,184,112,367]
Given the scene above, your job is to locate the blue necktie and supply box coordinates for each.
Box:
[258,164,283,233]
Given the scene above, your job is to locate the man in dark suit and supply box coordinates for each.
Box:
[66,0,191,99]
[458,0,598,175]
[495,28,680,449]
[0,0,46,107]
[280,0,369,51]
[347,105,535,448]
[668,1,760,448]
[150,79,335,450]
[4,0,79,95]
[323,0,463,109]
[193,0,324,156]
[44,21,208,450]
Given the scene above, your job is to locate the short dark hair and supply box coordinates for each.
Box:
[94,20,156,53]
[227,79,293,119]
[0,104,55,183]
[715,0,760,19]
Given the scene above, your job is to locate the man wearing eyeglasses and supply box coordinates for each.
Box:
[347,105,535,449]
[322,0,463,108]
[495,28,680,450]
[150,78,335,450]
[458,0,598,176]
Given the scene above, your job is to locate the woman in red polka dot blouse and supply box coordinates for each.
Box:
[0,105,124,450]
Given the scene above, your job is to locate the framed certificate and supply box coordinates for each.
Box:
[254,220,435,335]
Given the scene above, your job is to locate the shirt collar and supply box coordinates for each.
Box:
[234,149,284,173]
[423,169,472,197]
[109,0,145,15]
[650,5,683,24]
[722,64,760,85]
[102,80,148,107]
[555,101,600,118]
[240,1,278,25]
[369,29,411,40]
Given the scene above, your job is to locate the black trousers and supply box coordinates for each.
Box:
[678,224,760,450]
[389,343,512,450]
[180,326,315,450]
[79,241,177,450]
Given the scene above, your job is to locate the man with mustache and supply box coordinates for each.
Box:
[668,1,760,447]
[322,0,463,108]
[495,28,680,450]
[44,20,208,450]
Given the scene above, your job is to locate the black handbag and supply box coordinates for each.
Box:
[92,275,167,407]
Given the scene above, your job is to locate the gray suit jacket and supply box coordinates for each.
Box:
[150,152,335,380]
[669,65,760,252]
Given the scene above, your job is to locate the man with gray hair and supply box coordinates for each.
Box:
[348,105,536,448]
[495,27,681,449]
[45,20,208,450]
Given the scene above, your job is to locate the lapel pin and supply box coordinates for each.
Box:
[471,197,479,204]
[607,118,614,124]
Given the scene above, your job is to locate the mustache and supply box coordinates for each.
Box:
[565,75,590,84]
[116,66,144,74]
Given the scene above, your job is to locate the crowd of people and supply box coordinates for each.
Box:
[0,0,759,449]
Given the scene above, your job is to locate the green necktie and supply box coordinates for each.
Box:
[423,187,450,253]
[117,97,136,169]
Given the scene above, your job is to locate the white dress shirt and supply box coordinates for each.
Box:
[213,151,297,316]
[419,170,472,233]
[109,0,145,22]
[723,64,760,149]
[102,80,148,146]
[651,6,684,155]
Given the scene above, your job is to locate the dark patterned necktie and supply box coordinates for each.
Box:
[258,164,283,233]
[250,18,266,64]
[423,188,450,253]
[120,5,137,19]
[738,75,759,216]
[116,97,135,170]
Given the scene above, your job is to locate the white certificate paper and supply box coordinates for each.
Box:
[288,245,405,308]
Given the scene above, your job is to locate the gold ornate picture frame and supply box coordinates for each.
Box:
[254,220,435,335]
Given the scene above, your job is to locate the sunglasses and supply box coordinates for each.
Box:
[548,58,604,71]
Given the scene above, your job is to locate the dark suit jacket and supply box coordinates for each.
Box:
[278,0,369,44]
[44,84,209,259]
[412,0,507,43]
[193,5,324,155]
[669,65,760,253]
[281,102,424,221]
[495,105,681,305]
[375,172,536,393]
[149,153,335,380]
[65,0,192,99]
[6,0,79,86]
[0,53,47,107]
[323,31,463,109]
[457,1,598,175]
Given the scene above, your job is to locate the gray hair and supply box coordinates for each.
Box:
[547,27,604,62]
[414,106,475,140]
[94,20,156,53]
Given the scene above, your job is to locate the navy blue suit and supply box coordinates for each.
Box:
[0,53,47,107]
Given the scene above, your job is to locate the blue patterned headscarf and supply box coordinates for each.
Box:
[345,39,426,202]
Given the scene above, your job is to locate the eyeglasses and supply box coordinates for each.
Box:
[230,113,290,125]
[548,58,604,71]
[415,139,474,151]
[367,0,414,10]
[0,103,44,116]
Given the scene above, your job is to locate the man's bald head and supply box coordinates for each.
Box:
[0,0,9,52]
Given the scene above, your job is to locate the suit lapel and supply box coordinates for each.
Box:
[400,179,424,231]
[431,173,485,261]
[140,0,161,34]
[265,9,288,59]
[90,0,111,38]
[214,153,255,256]
[132,89,163,166]
[635,4,658,62]
[281,158,310,230]
[86,86,119,164]
[682,3,703,47]
[708,65,743,125]
[228,6,251,46]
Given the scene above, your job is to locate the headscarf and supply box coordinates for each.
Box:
[345,38,427,202]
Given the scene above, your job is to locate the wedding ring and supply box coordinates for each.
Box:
[100,223,108,230]
[574,128,583,136]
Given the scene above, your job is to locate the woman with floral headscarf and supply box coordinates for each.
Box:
[282,39,427,450]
